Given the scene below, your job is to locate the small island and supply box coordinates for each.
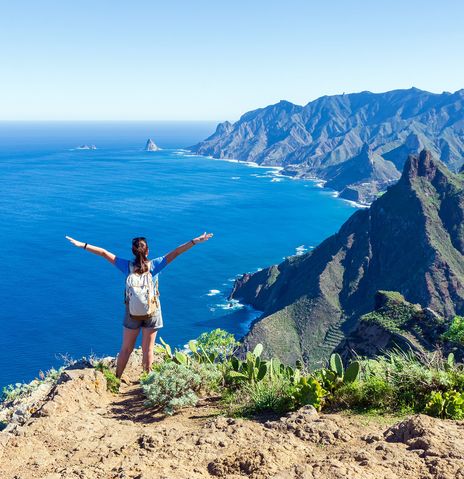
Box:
[76,144,97,150]
[145,138,160,151]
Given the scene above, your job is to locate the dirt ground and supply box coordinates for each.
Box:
[1,354,464,479]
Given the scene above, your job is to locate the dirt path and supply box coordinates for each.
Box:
[1,356,464,479]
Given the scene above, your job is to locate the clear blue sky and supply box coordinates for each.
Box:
[1,0,463,121]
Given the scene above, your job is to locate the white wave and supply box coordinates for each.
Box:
[271,178,283,183]
[193,153,284,173]
[206,289,221,297]
[231,176,241,180]
[295,245,308,256]
[341,199,370,209]
[215,299,244,311]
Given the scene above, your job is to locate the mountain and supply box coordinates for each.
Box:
[191,88,464,203]
[230,151,464,366]
[145,138,160,151]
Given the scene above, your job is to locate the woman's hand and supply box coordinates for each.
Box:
[65,235,85,248]
[165,232,213,264]
[193,232,213,244]
[65,236,115,263]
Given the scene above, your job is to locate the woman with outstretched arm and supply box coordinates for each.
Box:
[65,232,213,379]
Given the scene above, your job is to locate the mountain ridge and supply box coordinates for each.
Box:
[192,88,464,203]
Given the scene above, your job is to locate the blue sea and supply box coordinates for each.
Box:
[0,122,357,388]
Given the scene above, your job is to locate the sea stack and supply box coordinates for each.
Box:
[145,139,160,151]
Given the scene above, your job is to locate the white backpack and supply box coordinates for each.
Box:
[125,262,159,318]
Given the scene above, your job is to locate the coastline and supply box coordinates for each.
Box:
[186,149,370,209]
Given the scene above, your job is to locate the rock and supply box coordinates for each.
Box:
[145,139,160,151]
[76,144,96,150]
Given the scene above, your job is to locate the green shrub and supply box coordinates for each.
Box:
[193,328,239,361]
[239,377,294,415]
[141,362,201,415]
[361,376,396,410]
[294,376,326,411]
[332,375,395,411]
[190,361,223,394]
[95,363,120,393]
[332,381,364,409]
[425,390,464,419]
[361,350,453,411]
[442,316,464,344]
[1,367,62,404]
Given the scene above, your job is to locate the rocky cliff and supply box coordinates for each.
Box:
[192,88,464,203]
[230,151,464,366]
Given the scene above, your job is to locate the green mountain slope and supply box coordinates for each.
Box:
[230,151,464,366]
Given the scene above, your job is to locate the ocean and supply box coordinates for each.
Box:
[0,121,357,388]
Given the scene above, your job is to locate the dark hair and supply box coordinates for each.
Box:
[131,237,149,274]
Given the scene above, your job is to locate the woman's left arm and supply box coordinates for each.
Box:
[164,232,213,264]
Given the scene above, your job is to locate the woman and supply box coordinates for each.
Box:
[65,232,213,379]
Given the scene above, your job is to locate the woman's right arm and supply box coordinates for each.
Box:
[65,236,116,264]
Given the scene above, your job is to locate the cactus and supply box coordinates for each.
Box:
[154,337,173,360]
[228,343,268,383]
[174,351,190,366]
[329,353,344,378]
[344,361,360,383]
[318,354,360,392]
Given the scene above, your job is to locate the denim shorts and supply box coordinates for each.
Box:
[123,306,163,331]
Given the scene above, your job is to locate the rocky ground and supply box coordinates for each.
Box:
[1,353,464,479]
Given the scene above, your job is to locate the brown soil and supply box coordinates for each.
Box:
[1,355,464,479]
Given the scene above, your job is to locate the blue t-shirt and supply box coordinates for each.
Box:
[114,256,167,278]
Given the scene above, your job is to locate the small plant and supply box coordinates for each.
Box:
[293,376,326,411]
[442,316,464,344]
[141,361,201,415]
[425,390,464,419]
[94,363,120,393]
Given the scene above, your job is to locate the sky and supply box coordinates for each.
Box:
[1,0,463,121]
